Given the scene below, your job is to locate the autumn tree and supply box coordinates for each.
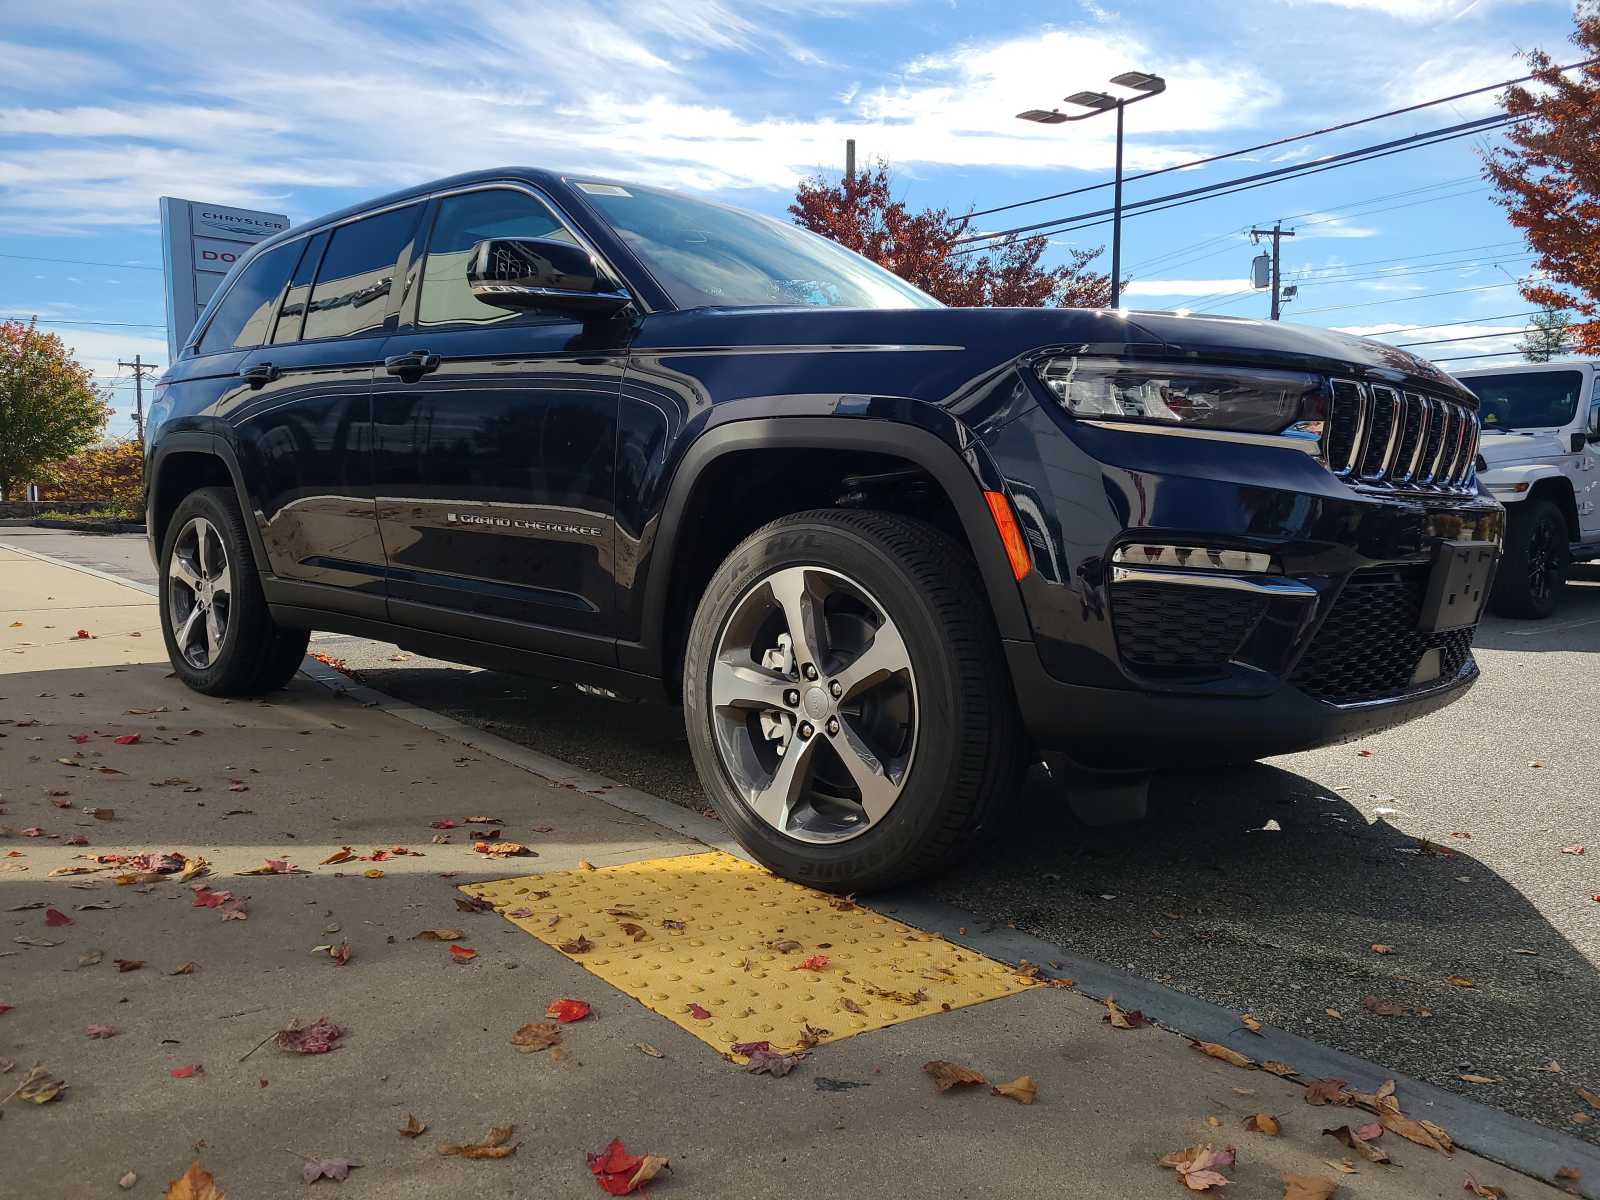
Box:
[790,163,1113,308]
[0,319,109,500]
[1483,2,1600,355]
[1518,305,1573,362]
[45,439,145,510]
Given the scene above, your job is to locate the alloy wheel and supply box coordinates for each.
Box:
[167,516,232,669]
[1527,516,1558,602]
[708,565,917,845]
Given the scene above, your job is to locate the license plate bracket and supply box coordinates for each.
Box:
[1417,541,1495,632]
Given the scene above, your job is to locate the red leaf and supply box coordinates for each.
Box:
[73,629,93,640]
[86,1023,116,1038]
[448,945,477,962]
[686,1003,712,1020]
[69,733,89,744]
[430,819,457,829]
[169,1065,202,1078]
[586,1138,669,1195]
[0,1003,13,1015]
[191,886,232,908]
[546,998,591,1023]
[794,955,829,971]
[44,907,73,927]
[273,1018,343,1054]
[113,734,140,745]
[730,1040,771,1057]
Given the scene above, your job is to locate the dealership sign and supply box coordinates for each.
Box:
[158,197,290,361]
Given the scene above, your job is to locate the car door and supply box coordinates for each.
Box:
[223,204,423,620]
[370,185,627,661]
[1583,374,1600,538]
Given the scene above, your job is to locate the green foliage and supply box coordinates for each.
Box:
[0,319,110,498]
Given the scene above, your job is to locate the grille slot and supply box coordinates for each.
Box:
[1112,583,1268,673]
[1323,381,1478,493]
[1290,566,1476,704]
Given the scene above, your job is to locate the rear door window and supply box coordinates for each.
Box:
[195,239,301,355]
[303,205,421,342]
[270,231,327,345]
[417,189,576,327]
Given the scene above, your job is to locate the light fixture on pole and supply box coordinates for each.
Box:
[1017,70,1167,308]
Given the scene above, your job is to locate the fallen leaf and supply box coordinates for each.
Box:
[399,1114,427,1137]
[1370,944,1394,954]
[448,945,477,962]
[924,1060,986,1092]
[766,938,802,954]
[120,1170,138,1189]
[191,886,232,908]
[839,997,865,1014]
[1262,1061,1297,1078]
[547,998,591,1023]
[114,958,144,972]
[511,1022,561,1053]
[1104,996,1150,1030]
[794,954,828,971]
[578,860,596,871]
[686,1002,712,1020]
[165,1160,224,1200]
[1464,1177,1507,1198]
[474,840,532,858]
[1578,1087,1600,1111]
[796,1023,828,1050]
[1304,1078,1352,1106]
[991,1075,1037,1104]
[113,734,141,746]
[300,1157,360,1184]
[617,922,649,943]
[274,1018,343,1055]
[327,942,351,966]
[1561,845,1585,856]
[413,929,465,941]
[1192,1040,1255,1069]
[1281,1173,1339,1200]
[1245,1114,1281,1135]
[15,1063,66,1103]
[237,859,300,875]
[745,1048,807,1076]
[320,848,355,865]
[1361,996,1405,1017]
[78,949,103,967]
[1159,1145,1236,1192]
[170,962,197,975]
[86,1023,117,1038]
[558,935,594,954]
[73,629,93,640]
[586,1138,668,1195]
[438,1124,519,1160]
[44,907,73,927]
[1379,1110,1453,1154]
[1241,1013,1262,1034]
[1444,975,1475,989]
[1324,1124,1390,1164]
[660,919,685,930]
[169,1065,202,1078]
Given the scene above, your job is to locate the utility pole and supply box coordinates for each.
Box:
[845,139,856,184]
[117,353,160,440]
[1249,223,1296,320]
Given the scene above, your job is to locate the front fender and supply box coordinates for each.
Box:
[1481,462,1568,505]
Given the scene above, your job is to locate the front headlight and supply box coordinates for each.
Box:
[1037,358,1325,436]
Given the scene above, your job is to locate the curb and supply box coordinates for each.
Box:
[29,518,147,534]
[7,537,1597,1196]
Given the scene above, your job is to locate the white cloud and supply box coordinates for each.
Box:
[1291,212,1380,239]
[1122,278,1255,297]
[1277,0,1500,20]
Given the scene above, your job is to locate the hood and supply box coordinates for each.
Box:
[1477,427,1572,466]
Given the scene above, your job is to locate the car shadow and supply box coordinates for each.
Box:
[938,760,1600,1144]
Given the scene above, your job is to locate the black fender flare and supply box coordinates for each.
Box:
[145,430,273,574]
[621,413,1031,679]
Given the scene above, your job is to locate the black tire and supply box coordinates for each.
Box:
[158,486,310,696]
[1488,498,1568,619]
[682,509,1026,892]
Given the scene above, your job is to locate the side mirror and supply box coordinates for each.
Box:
[466,237,632,319]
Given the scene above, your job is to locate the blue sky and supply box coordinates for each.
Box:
[0,0,1583,435]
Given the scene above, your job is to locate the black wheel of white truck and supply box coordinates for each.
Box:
[683,509,1024,892]
[1488,499,1567,620]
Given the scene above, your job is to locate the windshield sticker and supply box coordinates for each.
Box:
[575,182,632,197]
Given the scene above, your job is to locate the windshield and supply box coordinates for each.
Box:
[573,181,940,311]
[1460,370,1585,430]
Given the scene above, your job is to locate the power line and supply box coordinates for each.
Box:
[1292,280,1519,316]
[952,118,1518,256]
[1432,346,1577,364]
[1396,328,1534,348]
[0,315,168,329]
[1330,310,1543,336]
[960,55,1599,224]
[0,253,162,272]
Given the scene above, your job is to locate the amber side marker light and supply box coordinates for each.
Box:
[983,490,1032,581]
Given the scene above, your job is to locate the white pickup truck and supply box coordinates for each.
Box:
[1454,361,1600,617]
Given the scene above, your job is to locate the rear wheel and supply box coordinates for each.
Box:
[683,509,1024,892]
[1489,499,1567,619]
[159,487,309,695]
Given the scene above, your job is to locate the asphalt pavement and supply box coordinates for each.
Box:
[7,526,1598,1147]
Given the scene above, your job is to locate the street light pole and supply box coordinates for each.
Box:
[1017,70,1166,309]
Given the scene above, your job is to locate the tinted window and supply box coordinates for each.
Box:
[578,182,939,310]
[1460,370,1585,430]
[196,239,300,355]
[271,231,327,345]
[418,189,575,326]
[303,205,421,341]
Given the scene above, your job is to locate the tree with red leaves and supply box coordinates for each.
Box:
[789,163,1112,308]
[1483,3,1600,355]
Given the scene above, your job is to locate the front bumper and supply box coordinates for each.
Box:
[982,400,1503,764]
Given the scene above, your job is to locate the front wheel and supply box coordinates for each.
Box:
[682,509,1024,892]
[1488,499,1567,620]
[159,487,310,695]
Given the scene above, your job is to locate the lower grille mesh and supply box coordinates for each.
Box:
[1112,584,1267,672]
[1291,566,1475,704]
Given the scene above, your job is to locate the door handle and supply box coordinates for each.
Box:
[239,362,279,388]
[384,350,441,378]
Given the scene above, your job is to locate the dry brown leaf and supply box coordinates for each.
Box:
[1463,1178,1507,1199]
[1371,944,1394,954]
[558,935,594,954]
[634,1042,664,1058]
[923,1060,986,1092]
[1245,1113,1281,1135]
[510,1022,561,1053]
[1281,1173,1339,1200]
[320,847,355,865]
[165,1160,225,1200]
[991,1075,1036,1104]
[617,922,649,943]
[1159,1145,1236,1192]
[1192,1040,1255,1069]
[1443,974,1475,988]
[766,938,802,953]
[412,929,465,941]
[1379,1111,1452,1154]
[1576,1087,1600,1111]
[1458,1074,1496,1085]
[1304,1078,1353,1106]
[1104,996,1150,1030]
[1324,1123,1389,1164]
[628,1155,671,1191]
[1263,1060,1298,1078]
[399,1114,427,1138]
[1240,1013,1262,1034]
[438,1124,517,1159]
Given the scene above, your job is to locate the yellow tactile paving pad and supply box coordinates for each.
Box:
[462,851,1037,1057]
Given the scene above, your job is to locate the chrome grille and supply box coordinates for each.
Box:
[1323,380,1478,492]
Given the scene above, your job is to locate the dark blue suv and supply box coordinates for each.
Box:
[145,168,1502,890]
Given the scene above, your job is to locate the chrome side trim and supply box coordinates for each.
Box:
[1076,419,1321,454]
[1109,565,1318,597]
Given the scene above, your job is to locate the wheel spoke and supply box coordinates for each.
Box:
[711,658,791,712]
[766,568,826,676]
[196,524,213,578]
[176,605,202,657]
[204,607,224,665]
[833,724,903,825]
[832,620,910,702]
[170,555,202,593]
[748,730,819,832]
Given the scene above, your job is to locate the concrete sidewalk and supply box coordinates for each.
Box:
[0,546,1579,1198]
